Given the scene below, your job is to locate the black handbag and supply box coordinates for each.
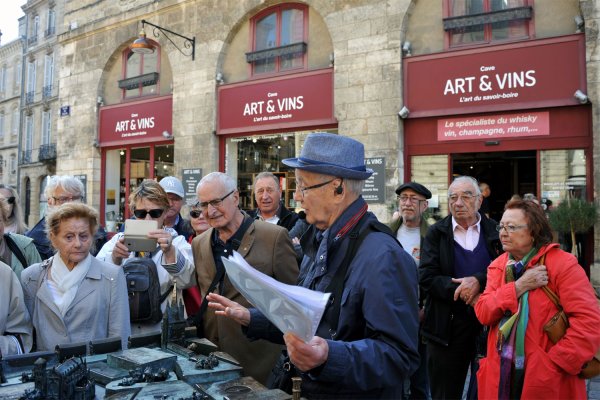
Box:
[266,350,295,394]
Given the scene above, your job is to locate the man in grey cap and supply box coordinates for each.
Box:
[390,181,432,400]
[206,132,419,399]
[159,176,194,239]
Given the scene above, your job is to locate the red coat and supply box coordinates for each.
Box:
[475,244,600,400]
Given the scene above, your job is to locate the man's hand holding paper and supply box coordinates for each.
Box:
[219,251,330,342]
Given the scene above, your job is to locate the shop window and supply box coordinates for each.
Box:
[249,4,307,75]
[444,0,531,48]
[540,149,587,205]
[154,144,175,180]
[104,145,174,230]
[226,130,336,210]
[410,155,449,219]
[120,44,159,99]
[540,149,589,266]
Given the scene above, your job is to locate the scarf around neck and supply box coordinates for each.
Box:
[497,247,538,400]
[47,253,92,317]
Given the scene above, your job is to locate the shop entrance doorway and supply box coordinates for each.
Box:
[452,151,536,222]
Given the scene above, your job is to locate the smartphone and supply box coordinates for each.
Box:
[123,220,158,252]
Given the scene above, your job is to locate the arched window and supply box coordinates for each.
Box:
[121,43,160,99]
[250,4,307,75]
[445,0,531,48]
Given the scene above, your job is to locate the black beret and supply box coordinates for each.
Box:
[395,182,432,199]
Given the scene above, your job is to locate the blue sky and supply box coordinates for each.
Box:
[0,1,25,44]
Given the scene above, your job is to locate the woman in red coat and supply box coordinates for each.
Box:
[475,199,600,399]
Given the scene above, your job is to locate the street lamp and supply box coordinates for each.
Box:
[130,19,196,61]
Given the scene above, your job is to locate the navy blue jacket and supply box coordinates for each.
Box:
[419,214,502,346]
[26,217,108,260]
[247,197,419,398]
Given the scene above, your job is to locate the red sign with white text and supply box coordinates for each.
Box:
[404,35,586,118]
[217,69,336,135]
[437,111,549,141]
[98,96,172,146]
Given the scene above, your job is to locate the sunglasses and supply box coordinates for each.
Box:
[2,196,15,204]
[189,210,203,219]
[133,208,164,219]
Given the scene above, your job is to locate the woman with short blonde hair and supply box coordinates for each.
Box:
[21,202,130,351]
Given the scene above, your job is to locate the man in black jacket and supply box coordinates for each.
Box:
[419,176,503,399]
[248,172,299,231]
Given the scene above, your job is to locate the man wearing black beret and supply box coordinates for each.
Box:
[390,181,431,400]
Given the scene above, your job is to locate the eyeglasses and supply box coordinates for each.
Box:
[295,179,334,198]
[448,193,477,203]
[189,210,203,219]
[198,190,235,210]
[52,196,82,205]
[397,195,425,204]
[496,224,528,233]
[133,208,164,219]
[1,196,15,204]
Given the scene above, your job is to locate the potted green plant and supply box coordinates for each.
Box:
[548,196,598,257]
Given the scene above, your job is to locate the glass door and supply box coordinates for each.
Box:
[103,144,174,231]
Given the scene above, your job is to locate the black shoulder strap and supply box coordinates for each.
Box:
[4,233,29,269]
[194,216,254,334]
[317,218,395,339]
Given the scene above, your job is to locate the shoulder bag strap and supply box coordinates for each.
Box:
[538,254,569,331]
[193,217,254,333]
[4,233,29,269]
[537,254,561,309]
[318,218,394,338]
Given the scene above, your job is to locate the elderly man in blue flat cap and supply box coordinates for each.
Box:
[206,132,419,399]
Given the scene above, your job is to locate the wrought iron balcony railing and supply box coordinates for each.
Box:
[38,143,57,162]
[43,85,53,99]
[44,26,55,37]
[25,91,35,104]
[20,150,32,165]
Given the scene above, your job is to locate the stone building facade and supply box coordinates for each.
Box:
[37,0,600,287]
[0,37,22,189]
[19,0,64,224]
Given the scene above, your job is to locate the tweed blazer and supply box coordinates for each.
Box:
[192,219,299,384]
[20,255,131,352]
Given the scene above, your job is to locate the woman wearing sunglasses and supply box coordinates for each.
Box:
[0,184,28,234]
[180,204,210,318]
[96,180,195,334]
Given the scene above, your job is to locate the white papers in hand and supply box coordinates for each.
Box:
[221,251,330,342]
